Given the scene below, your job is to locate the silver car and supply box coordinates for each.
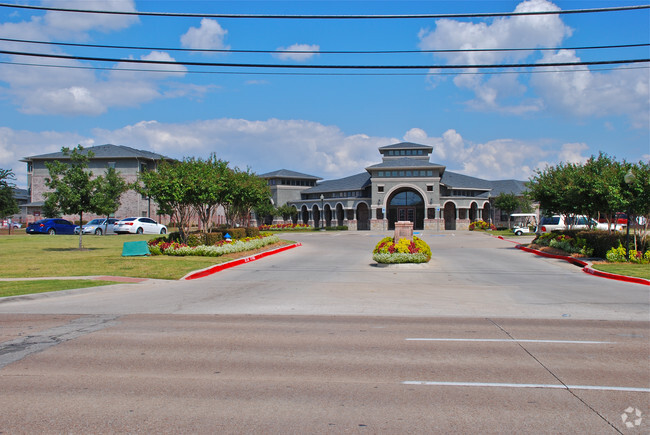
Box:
[75,218,119,235]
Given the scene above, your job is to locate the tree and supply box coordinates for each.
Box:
[44,146,107,249]
[276,204,299,222]
[494,192,520,229]
[186,155,230,233]
[137,159,195,242]
[223,168,272,226]
[92,166,128,235]
[0,169,20,234]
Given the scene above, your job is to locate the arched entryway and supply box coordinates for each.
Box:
[482,202,490,223]
[444,202,456,230]
[324,204,332,227]
[312,204,321,228]
[386,188,425,230]
[301,205,309,225]
[336,203,344,226]
[356,203,370,230]
[469,202,478,222]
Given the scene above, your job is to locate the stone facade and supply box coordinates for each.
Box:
[261,142,530,231]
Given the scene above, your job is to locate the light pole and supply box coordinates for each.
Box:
[624,169,636,261]
[320,194,324,229]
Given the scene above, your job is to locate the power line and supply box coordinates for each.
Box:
[0,2,648,19]
[1,60,647,76]
[1,49,648,70]
[0,37,647,56]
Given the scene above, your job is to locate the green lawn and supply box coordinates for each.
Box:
[591,263,650,280]
[0,234,235,280]
[0,279,128,298]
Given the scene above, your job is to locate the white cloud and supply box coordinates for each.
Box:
[0,119,613,191]
[0,50,188,115]
[180,18,229,51]
[530,50,650,128]
[419,0,570,65]
[274,44,320,62]
[42,0,139,39]
[419,0,571,115]
[557,142,589,164]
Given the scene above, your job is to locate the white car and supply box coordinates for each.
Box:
[114,217,167,235]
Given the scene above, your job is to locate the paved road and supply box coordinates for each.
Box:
[0,231,648,433]
[0,314,647,433]
[0,231,646,320]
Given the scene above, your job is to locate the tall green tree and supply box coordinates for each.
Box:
[137,159,194,241]
[494,192,520,229]
[0,168,20,234]
[92,166,129,235]
[186,154,230,233]
[44,146,107,249]
[223,168,272,226]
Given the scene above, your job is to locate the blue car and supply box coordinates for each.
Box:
[26,218,77,235]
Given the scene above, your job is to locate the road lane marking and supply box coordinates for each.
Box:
[405,338,615,344]
[402,381,650,393]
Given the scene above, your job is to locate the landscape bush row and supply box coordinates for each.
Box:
[258,224,349,231]
[148,233,280,257]
[532,230,647,262]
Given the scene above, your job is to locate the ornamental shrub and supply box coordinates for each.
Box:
[245,227,260,238]
[373,236,431,264]
[606,243,650,264]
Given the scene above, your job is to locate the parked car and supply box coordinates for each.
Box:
[74,218,119,235]
[26,218,76,235]
[536,215,623,234]
[114,217,167,235]
[1,220,21,229]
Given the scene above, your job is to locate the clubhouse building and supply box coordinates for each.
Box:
[261,142,527,231]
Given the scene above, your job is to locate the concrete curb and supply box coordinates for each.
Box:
[496,236,649,286]
[182,243,302,280]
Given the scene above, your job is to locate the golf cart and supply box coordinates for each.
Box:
[510,213,538,236]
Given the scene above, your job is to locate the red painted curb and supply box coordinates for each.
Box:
[183,243,302,280]
[514,245,649,286]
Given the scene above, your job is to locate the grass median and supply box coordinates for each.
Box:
[0,234,291,281]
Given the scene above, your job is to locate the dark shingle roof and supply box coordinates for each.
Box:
[23,144,169,161]
[302,172,371,193]
[259,169,322,180]
[488,179,528,196]
[378,142,433,151]
[440,171,492,190]
[441,171,527,196]
[366,158,445,170]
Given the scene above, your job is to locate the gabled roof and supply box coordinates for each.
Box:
[378,142,433,151]
[366,158,445,170]
[441,171,492,190]
[22,144,169,161]
[302,172,371,193]
[259,169,322,180]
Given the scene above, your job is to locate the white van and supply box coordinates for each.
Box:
[536,215,622,234]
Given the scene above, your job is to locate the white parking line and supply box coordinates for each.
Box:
[405,338,615,344]
[402,381,650,393]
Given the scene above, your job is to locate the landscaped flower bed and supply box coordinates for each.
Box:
[372,236,431,264]
[468,220,496,231]
[148,234,280,257]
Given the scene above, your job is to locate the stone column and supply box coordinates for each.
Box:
[394,221,413,241]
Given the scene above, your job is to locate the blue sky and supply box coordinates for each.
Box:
[1,0,648,189]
